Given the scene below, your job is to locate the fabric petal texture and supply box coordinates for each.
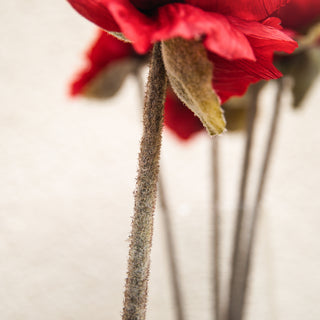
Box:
[185,0,290,21]
[67,0,298,133]
[278,0,320,31]
[66,0,297,102]
[67,0,120,31]
[210,17,297,102]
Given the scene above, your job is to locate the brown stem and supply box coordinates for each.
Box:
[237,78,285,319]
[134,60,186,320]
[158,176,186,320]
[122,42,167,320]
[227,83,262,320]
[212,137,221,320]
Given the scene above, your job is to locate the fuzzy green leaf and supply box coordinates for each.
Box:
[162,38,226,135]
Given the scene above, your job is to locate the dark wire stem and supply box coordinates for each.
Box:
[212,137,221,320]
[134,56,186,320]
[158,176,186,320]
[227,83,262,320]
[134,63,145,103]
[122,42,167,320]
[237,78,285,320]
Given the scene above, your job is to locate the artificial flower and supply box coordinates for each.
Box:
[70,30,251,140]
[66,0,297,101]
[67,0,297,135]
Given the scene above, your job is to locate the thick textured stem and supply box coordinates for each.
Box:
[227,83,262,320]
[158,176,186,320]
[134,61,186,320]
[122,42,167,320]
[212,138,221,320]
[237,78,285,319]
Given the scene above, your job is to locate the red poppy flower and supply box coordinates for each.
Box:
[278,0,320,31]
[67,0,297,105]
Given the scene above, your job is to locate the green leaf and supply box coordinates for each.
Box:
[161,38,226,135]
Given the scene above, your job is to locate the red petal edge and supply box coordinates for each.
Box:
[70,30,133,96]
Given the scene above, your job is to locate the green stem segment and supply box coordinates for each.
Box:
[122,42,167,320]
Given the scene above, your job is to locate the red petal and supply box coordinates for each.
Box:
[185,0,290,21]
[209,17,297,102]
[164,89,204,140]
[67,0,120,31]
[66,1,290,59]
[210,51,277,103]
[68,0,290,24]
[70,30,133,96]
[229,17,297,53]
[278,0,320,31]
[67,0,297,104]
[107,3,256,59]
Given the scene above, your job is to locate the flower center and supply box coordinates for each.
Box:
[130,0,183,13]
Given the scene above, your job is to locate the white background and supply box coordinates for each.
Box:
[1,1,320,320]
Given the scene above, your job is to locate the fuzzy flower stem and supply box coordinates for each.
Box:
[158,176,186,320]
[227,83,262,320]
[212,137,221,320]
[122,42,167,320]
[134,61,186,320]
[237,78,285,320]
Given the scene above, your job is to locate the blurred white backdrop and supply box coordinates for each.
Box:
[1,1,320,320]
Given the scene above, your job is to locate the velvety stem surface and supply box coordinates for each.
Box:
[237,78,285,320]
[227,83,262,320]
[134,63,186,320]
[122,42,167,320]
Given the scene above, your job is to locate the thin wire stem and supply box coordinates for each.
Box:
[158,176,186,320]
[237,78,285,319]
[212,137,221,320]
[122,42,167,320]
[227,83,262,320]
